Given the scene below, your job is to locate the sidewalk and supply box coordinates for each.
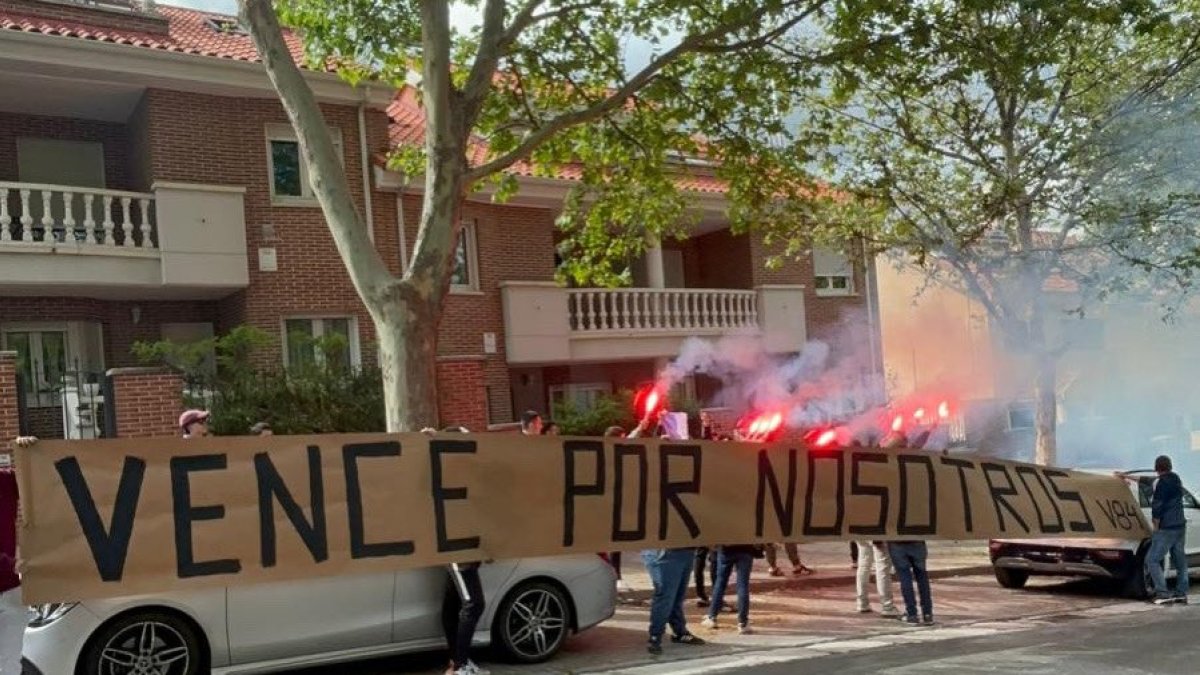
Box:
[616,541,992,600]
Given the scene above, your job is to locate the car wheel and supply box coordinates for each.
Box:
[80,610,204,675]
[493,581,572,664]
[1123,547,1158,600]
[993,566,1029,589]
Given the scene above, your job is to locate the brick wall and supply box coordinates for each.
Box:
[140,88,400,370]
[0,352,18,454]
[436,359,488,431]
[0,111,136,190]
[0,297,217,367]
[107,367,183,438]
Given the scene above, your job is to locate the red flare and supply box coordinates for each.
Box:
[891,414,904,432]
[938,400,950,419]
[814,429,838,448]
[913,407,926,422]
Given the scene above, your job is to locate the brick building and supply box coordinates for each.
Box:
[0,0,879,438]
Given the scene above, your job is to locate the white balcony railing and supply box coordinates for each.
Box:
[0,182,156,249]
[568,288,759,334]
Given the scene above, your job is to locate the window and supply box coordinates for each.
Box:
[813,246,854,296]
[1008,401,1035,430]
[266,124,343,203]
[450,221,481,293]
[549,383,612,415]
[283,317,359,370]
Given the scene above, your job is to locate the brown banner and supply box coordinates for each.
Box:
[16,433,1147,603]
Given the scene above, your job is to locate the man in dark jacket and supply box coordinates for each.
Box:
[1147,455,1188,604]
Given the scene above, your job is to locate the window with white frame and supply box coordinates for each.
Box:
[266,124,344,203]
[283,317,359,370]
[549,382,612,415]
[450,221,481,293]
[813,246,854,296]
[1007,401,1035,430]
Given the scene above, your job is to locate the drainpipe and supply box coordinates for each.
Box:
[358,87,375,242]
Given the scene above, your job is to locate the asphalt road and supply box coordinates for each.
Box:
[292,574,1174,675]
[743,601,1199,674]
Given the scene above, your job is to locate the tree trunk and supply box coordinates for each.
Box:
[376,300,439,432]
[1033,353,1057,466]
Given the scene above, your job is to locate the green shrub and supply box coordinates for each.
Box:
[552,389,637,436]
[134,326,385,435]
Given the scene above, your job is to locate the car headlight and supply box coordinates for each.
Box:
[28,602,78,628]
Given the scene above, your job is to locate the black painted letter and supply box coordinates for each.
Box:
[981,463,1029,534]
[256,446,328,567]
[803,452,846,536]
[939,457,977,533]
[897,454,937,536]
[659,445,702,540]
[848,452,888,536]
[343,441,414,559]
[430,439,482,553]
[54,456,145,582]
[171,454,241,578]
[563,441,605,546]
[756,449,797,538]
[613,444,648,542]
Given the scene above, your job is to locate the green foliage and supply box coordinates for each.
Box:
[552,389,637,436]
[133,326,384,435]
[267,0,897,287]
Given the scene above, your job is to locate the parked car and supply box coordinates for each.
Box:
[23,555,616,674]
[989,469,1200,598]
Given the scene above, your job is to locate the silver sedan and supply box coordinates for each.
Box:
[23,555,617,674]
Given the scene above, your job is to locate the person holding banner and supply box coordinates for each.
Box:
[888,540,934,625]
[178,409,212,438]
[520,410,544,436]
[1,437,34,675]
[641,547,706,654]
[854,540,899,617]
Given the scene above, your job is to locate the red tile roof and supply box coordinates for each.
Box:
[0,3,310,67]
[386,86,730,194]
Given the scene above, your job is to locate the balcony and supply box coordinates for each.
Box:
[501,283,807,364]
[0,181,249,299]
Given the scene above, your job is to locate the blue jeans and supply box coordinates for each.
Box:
[889,541,933,619]
[1147,527,1189,598]
[642,549,695,641]
[708,548,753,625]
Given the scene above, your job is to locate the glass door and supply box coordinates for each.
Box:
[2,329,68,407]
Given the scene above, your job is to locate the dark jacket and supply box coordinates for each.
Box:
[1152,472,1186,530]
[0,470,18,593]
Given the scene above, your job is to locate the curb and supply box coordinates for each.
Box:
[619,563,995,603]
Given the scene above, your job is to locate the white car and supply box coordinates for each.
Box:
[23,555,616,674]
[989,470,1200,598]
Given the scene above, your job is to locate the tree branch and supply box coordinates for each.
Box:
[460,0,509,127]
[238,0,395,308]
[465,0,815,182]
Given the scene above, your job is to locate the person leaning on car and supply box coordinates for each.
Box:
[1146,455,1189,604]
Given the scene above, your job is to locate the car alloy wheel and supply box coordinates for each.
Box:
[496,582,571,663]
[82,611,203,675]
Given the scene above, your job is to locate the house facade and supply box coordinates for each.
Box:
[0,0,876,439]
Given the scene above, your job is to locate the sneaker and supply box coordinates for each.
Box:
[701,616,718,629]
[671,633,706,646]
[794,565,814,575]
[880,608,902,619]
[696,597,711,608]
[738,623,753,635]
[922,615,935,626]
[1175,595,1190,605]
[768,566,784,577]
[856,606,872,614]
[616,579,631,592]
[1154,595,1177,605]
[900,615,921,626]
[647,639,663,655]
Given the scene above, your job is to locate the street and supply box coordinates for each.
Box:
[291,567,1184,675]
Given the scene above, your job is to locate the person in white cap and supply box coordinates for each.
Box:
[178,409,211,439]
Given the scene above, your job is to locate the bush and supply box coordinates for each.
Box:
[134,326,385,435]
[551,389,704,437]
